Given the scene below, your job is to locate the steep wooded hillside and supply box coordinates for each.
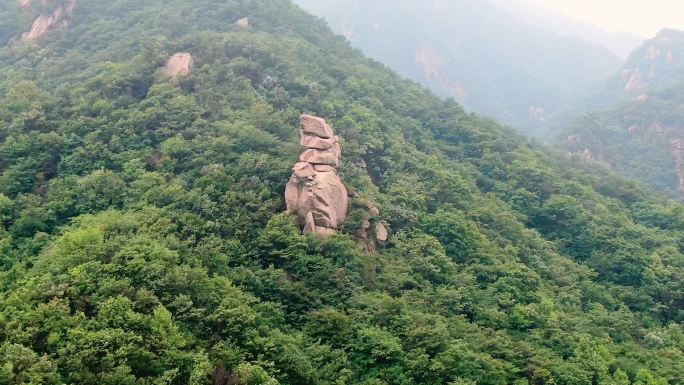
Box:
[0,1,682,384]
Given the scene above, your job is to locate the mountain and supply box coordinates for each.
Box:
[0,0,683,384]
[558,29,684,200]
[293,0,622,134]
[489,0,644,60]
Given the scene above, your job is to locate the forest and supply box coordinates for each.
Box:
[0,1,682,384]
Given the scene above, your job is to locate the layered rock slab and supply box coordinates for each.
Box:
[286,115,348,235]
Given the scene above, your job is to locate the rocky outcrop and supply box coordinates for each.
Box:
[286,115,348,235]
[16,0,76,42]
[162,53,193,80]
[352,200,388,252]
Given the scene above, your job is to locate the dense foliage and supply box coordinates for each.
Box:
[0,1,682,384]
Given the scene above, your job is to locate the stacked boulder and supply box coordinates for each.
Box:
[285,115,388,251]
[285,115,349,235]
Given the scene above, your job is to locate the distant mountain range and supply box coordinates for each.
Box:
[490,0,643,59]
[558,29,684,199]
[294,0,624,134]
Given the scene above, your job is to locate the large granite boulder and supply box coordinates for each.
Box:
[285,115,348,235]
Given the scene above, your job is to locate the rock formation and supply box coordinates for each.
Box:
[285,115,388,251]
[162,53,193,80]
[353,200,388,253]
[16,0,76,42]
[286,115,348,235]
[235,17,250,29]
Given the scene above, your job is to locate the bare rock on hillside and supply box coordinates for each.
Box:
[286,115,348,235]
[236,17,250,29]
[16,0,77,42]
[162,53,193,80]
[285,114,388,250]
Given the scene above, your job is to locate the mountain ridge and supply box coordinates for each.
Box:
[293,0,622,135]
[489,0,644,59]
[558,28,684,199]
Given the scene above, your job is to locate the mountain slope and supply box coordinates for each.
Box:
[293,0,621,134]
[0,1,682,384]
[558,29,684,199]
[490,0,644,59]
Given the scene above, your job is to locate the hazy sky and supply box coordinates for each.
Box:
[529,0,684,36]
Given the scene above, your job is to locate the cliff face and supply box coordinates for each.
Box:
[617,29,682,100]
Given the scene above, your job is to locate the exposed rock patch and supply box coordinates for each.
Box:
[566,135,581,145]
[645,46,661,60]
[341,17,354,39]
[286,115,348,236]
[416,43,441,80]
[624,69,644,91]
[235,17,250,29]
[16,0,76,42]
[162,53,193,80]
